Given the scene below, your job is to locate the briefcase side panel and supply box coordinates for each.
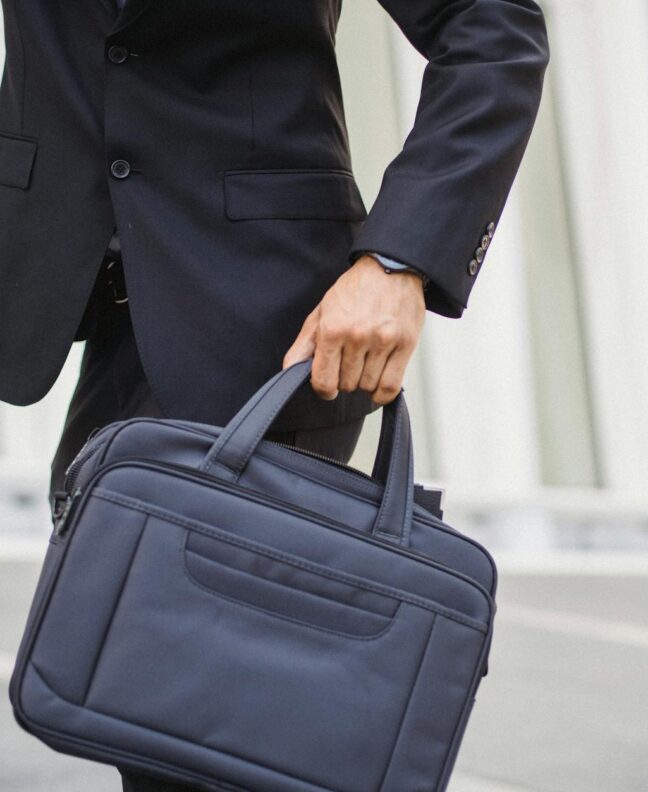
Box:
[380,615,489,791]
[25,499,148,707]
[9,534,67,713]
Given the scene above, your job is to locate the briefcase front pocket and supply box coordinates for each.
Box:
[182,529,399,639]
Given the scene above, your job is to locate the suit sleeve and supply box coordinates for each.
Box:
[348,0,550,317]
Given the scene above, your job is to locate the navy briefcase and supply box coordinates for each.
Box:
[10,358,497,792]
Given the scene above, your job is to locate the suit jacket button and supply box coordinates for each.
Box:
[110,159,131,179]
[468,258,479,276]
[108,44,129,64]
[475,246,485,264]
[487,221,495,237]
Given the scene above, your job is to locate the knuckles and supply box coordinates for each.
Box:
[310,376,338,400]
[373,326,400,348]
[371,385,401,405]
[319,320,407,350]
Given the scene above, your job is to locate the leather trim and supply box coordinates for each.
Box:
[0,130,38,189]
[223,167,368,221]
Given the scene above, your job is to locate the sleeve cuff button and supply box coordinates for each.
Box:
[468,259,479,276]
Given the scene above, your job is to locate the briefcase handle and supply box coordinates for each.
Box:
[199,358,414,546]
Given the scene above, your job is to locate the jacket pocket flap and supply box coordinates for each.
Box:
[0,132,38,189]
[224,168,368,221]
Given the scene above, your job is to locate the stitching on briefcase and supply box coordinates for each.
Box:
[91,488,488,632]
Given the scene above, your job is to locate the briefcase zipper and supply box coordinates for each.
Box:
[62,430,111,494]
[53,427,373,534]
[64,446,100,491]
[63,424,372,499]
[264,440,374,480]
[51,488,82,538]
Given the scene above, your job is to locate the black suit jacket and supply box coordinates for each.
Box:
[0,0,548,430]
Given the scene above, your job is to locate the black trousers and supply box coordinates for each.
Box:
[48,252,365,792]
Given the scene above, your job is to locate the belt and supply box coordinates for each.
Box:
[103,256,129,305]
[73,232,129,341]
[101,229,128,304]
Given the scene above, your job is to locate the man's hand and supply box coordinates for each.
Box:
[282,255,426,406]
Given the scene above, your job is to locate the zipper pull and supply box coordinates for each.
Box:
[51,488,82,538]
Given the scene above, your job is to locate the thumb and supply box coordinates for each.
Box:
[282,306,320,369]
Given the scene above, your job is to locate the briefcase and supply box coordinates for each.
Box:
[10,358,497,792]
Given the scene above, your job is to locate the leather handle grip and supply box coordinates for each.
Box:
[200,358,414,545]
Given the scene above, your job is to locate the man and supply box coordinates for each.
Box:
[0,0,548,789]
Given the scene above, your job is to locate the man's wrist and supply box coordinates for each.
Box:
[355,250,430,288]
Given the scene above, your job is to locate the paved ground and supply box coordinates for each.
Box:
[1,552,647,792]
